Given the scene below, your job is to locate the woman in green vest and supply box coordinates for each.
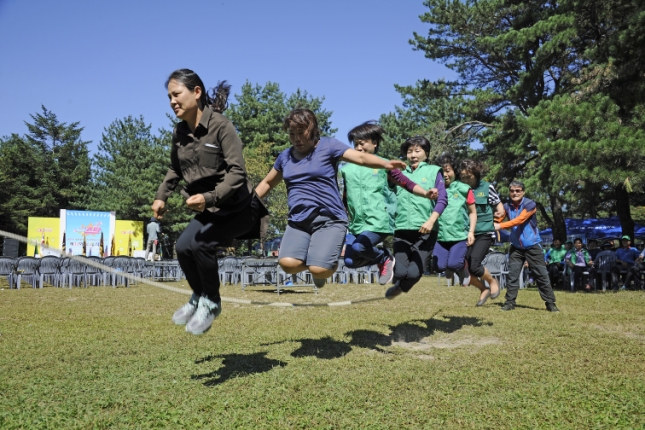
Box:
[385,136,448,299]
[459,159,504,306]
[432,155,477,294]
[342,122,436,285]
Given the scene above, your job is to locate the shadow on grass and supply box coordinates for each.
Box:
[290,336,353,359]
[349,315,491,351]
[263,315,492,358]
[192,352,286,386]
[493,302,543,311]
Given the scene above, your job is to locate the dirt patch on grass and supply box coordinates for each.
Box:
[392,336,502,351]
[592,324,645,342]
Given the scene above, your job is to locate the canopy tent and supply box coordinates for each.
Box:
[540,217,645,241]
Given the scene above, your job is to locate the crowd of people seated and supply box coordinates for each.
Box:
[543,235,645,292]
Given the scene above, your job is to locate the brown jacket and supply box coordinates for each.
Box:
[155,107,269,239]
[155,106,254,216]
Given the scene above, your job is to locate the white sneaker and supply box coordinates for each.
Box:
[185,296,221,335]
[171,293,200,325]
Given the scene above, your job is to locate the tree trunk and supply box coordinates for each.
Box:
[537,195,567,241]
[550,195,567,241]
[615,185,635,240]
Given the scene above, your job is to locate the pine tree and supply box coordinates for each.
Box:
[226,81,336,152]
[24,105,91,211]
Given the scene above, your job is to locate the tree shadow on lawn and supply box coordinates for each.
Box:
[192,352,287,386]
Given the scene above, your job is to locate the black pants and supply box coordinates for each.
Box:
[466,234,494,278]
[393,230,437,293]
[570,265,593,289]
[506,244,556,306]
[547,263,563,288]
[175,197,261,302]
[612,264,642,289]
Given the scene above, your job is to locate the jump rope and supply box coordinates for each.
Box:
[0,229,389,308]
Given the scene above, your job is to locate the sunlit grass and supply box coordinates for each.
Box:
[1,277,644,429]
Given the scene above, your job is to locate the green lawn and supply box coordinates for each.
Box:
[1,277,644,429]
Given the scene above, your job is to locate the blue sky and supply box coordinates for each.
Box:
[0,0,453,153]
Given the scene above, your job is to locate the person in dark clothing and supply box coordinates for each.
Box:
[152,69,268,335]
[494,180,559,312]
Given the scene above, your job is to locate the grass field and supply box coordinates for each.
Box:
[1,276,644,429]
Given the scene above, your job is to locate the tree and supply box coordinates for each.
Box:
[226,81,337,152]
[405,0,645,239]
[243,142,288,239]
[0,134,53,234]
[379,79,479,161]
[24,105,91,210]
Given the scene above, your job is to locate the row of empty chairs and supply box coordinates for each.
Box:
[0,256,184,289]
[218,256,381,294]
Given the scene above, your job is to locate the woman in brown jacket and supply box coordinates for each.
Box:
[152,69,266,335]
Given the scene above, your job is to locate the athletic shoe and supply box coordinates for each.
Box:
[378,254,395,285]
[476,289,491,307]
[546,303,560,313]
[185,296,221,335]
[171,293,200,325]
[500,302,515,311]
[313,277,327,289]
[385,281,403,299]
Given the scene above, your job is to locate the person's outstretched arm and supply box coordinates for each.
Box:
[341,149,406,170]
[255,168,283,199]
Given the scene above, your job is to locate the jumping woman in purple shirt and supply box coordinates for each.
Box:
[255,109,406,288]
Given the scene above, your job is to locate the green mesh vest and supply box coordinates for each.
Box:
[473,180,494,235]
[394,162,441,230]
[437,180,471,242]
[341,161,396,235]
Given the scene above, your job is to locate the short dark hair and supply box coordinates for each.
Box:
[459,159,483,181]
[400,136,430,158]
[509,180,525,191]
[348,121,385,153]
[437,153,457,172]
[283,109,321,143]
[574,237,582,244]
[165,69,230,113]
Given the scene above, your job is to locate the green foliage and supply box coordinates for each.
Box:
[379,80,478,161]
[243,143,288,238]
[0,135,53,234]
[226,81,337,152]
[24,105,91,210]
[0,106,90,235]
[404,0,645,238]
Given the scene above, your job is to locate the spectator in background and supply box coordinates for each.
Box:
[612,235,641,291]
[565,237,593,292]
[545,238,567,288]
[145,217,161,261]
[587,239,600,260]
[628,246,645,291]
[494,180,559,312]
[593,240,617,289]
[564,240,573,257]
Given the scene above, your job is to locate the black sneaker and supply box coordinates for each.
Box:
[546,303,560,313]
[500,302,515,311]
[385,281,403,299]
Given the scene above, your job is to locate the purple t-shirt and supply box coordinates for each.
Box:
[274,137,349,222]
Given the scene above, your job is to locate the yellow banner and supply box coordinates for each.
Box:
[114,220,144,256]
[27,217,60,257]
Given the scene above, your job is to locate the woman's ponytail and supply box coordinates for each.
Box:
[207,81,231,113]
